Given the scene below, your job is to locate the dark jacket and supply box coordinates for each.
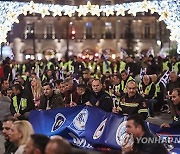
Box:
[170,105,180,128]
[4,140,17,154]
[3,63,12,81]
[166,78,180,94]
[90,90,113,112]
[76,88,92,105]
[142,82,155,100]
[0,96,11,122]
[133,131,168,154]
[10,91,35,118]
[119,93,148,120]
[64,81,78,105]
[39,91,64,110]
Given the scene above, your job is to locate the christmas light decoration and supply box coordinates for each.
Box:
[0,0,179,52]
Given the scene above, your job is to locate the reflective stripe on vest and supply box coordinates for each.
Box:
[121,76,133,93]
[154,82,160,98]
[139,82,153,96]
[21,75,27,81]
[68,61,74,72]
[22,64,26,74]
[88,62,96,73]
[120,102,139,107]
[138,109,148,113]
[163,61,169,71]
[115,84,121,93]
[102,61,112,74]
[47,62,53,70]
[119,61,126,73]
[42,75,47,81]
[174,62,180,74]
[144,83,153,95]
[12,96,27,113]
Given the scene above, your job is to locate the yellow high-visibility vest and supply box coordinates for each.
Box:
[12,96,27,113]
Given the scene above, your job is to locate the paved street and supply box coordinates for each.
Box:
[147,112,172,125]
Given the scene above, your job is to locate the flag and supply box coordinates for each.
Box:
[29,105,180,152]
[159,70,170,87]
[146,47,154,57]
[140,68,147,79]
[56,69,64,80]
[127,67,130,75]
[102,54,110,69]
[121,48,128,58]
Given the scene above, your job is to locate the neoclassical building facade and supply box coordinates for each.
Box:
[7,0,171,61]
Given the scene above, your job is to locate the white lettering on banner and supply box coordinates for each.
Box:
[73,108,88,131]
[51,113,66,132]
[68,132,93,148]
[116,121,134,147]
[93,118,107,140]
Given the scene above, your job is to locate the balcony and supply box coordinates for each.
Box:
[23,33,156,40]
[120,33,156,39]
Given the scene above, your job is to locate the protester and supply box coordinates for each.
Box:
[2,116,18,154]
[0,78,10,96]
[122,114,168,154]
[10,84,35,120]
[39,82,64,110]
[31,77,42,108]
[9,120,34,154]
[139,75,156,117]
[120,70,134,95]
[75,83,92,105]
[45,136,72,154]
[63,77,78,105]
[25,134,50,154]
[0,54,179,153]
[161,88,180,128]
[86,79,113,112]
[112,80,148,120]
[165,71,180,115]
[3,57,12,81]
[0,91,11,129]
[6,87,13,99]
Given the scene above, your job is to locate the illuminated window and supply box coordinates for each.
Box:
[144,23,150,38]
[46,24,53,34]
[26,24,33,34]
[86,22,92,39]
[46,24,54,39]
[65,0,73,5]
[105,22,112,39]
[105,0,112,5]
[46,0,55,4]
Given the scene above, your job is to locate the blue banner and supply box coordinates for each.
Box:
[29,105,180,152]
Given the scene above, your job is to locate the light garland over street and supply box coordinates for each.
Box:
[0,0,179,53]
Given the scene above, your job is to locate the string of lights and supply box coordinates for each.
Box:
[0,0,179,53]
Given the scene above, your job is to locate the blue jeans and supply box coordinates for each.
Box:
[147,99,157,116]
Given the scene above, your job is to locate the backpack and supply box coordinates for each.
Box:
[0,65,4,78]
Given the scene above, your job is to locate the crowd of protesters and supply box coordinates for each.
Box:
[0,53,180,154]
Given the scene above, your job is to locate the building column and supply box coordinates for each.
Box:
[13,38,24,62]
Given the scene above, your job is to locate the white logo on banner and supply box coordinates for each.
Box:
[116,121,134,147]
[68,132,93,148]
[73,108,88,131]
[93,118,107,140]
[51,113,66,132]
